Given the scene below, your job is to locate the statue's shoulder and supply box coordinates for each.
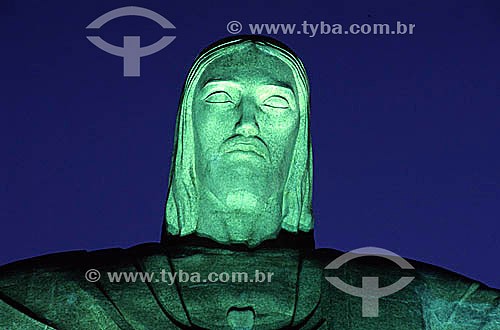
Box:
[308,247,500,329]
[0,242,180,329]
[404,257,500,329]
[309,247,499,292]
[0,243,163,286]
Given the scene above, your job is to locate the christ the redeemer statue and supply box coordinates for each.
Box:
[1,36,498,329]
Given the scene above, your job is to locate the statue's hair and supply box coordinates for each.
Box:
[162,36,313,240]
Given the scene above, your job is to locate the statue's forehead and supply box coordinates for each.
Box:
[195,44,297,90]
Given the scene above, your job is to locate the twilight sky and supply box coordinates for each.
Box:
[1,0,499,288]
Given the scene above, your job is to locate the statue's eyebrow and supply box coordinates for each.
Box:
[201,79,242,90]
[256,84,295,98]
[270,80,294,91]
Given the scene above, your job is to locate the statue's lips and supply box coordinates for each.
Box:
[222,140,268,161]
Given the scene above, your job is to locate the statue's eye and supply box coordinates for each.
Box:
[204,91,233,104]
[262,96,290,109]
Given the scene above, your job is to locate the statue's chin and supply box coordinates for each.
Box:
[195,187,283,247]
[196,225,282,248]
[224,190,261,213]
[203,157,280,205]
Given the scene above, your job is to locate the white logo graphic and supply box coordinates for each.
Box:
[86,6,176,77]
[325,247,415,317]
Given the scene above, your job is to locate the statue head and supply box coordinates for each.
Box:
[162,36,313,247]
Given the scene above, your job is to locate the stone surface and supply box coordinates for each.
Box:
[1,36,499,329]
[163,36,313,246]
[0,237,499,329]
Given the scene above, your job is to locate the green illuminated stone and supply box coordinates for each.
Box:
[163,38,312,247]
[193,46,299,245]
[0,36,498,329]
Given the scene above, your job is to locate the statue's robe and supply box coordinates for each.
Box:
[0,233,499,329]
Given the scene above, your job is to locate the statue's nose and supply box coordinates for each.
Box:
[235,97,259,137]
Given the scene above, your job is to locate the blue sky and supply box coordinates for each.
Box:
[1,0,499,288]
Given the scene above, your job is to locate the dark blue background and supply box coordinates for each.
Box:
[1,1,499,288]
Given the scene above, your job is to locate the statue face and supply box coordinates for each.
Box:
[192,44,300,213]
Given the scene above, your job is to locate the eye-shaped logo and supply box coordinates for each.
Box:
[86,6,176,77]
[325,247,415,317]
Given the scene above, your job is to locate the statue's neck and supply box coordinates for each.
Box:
[163,230,315,251]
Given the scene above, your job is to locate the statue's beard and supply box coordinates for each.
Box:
[196,186,283,246]
[203,154,282,201]
[194,159,286,246]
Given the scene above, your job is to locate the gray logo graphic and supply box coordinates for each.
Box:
[325,247,415,317]
[86,6,176,77]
